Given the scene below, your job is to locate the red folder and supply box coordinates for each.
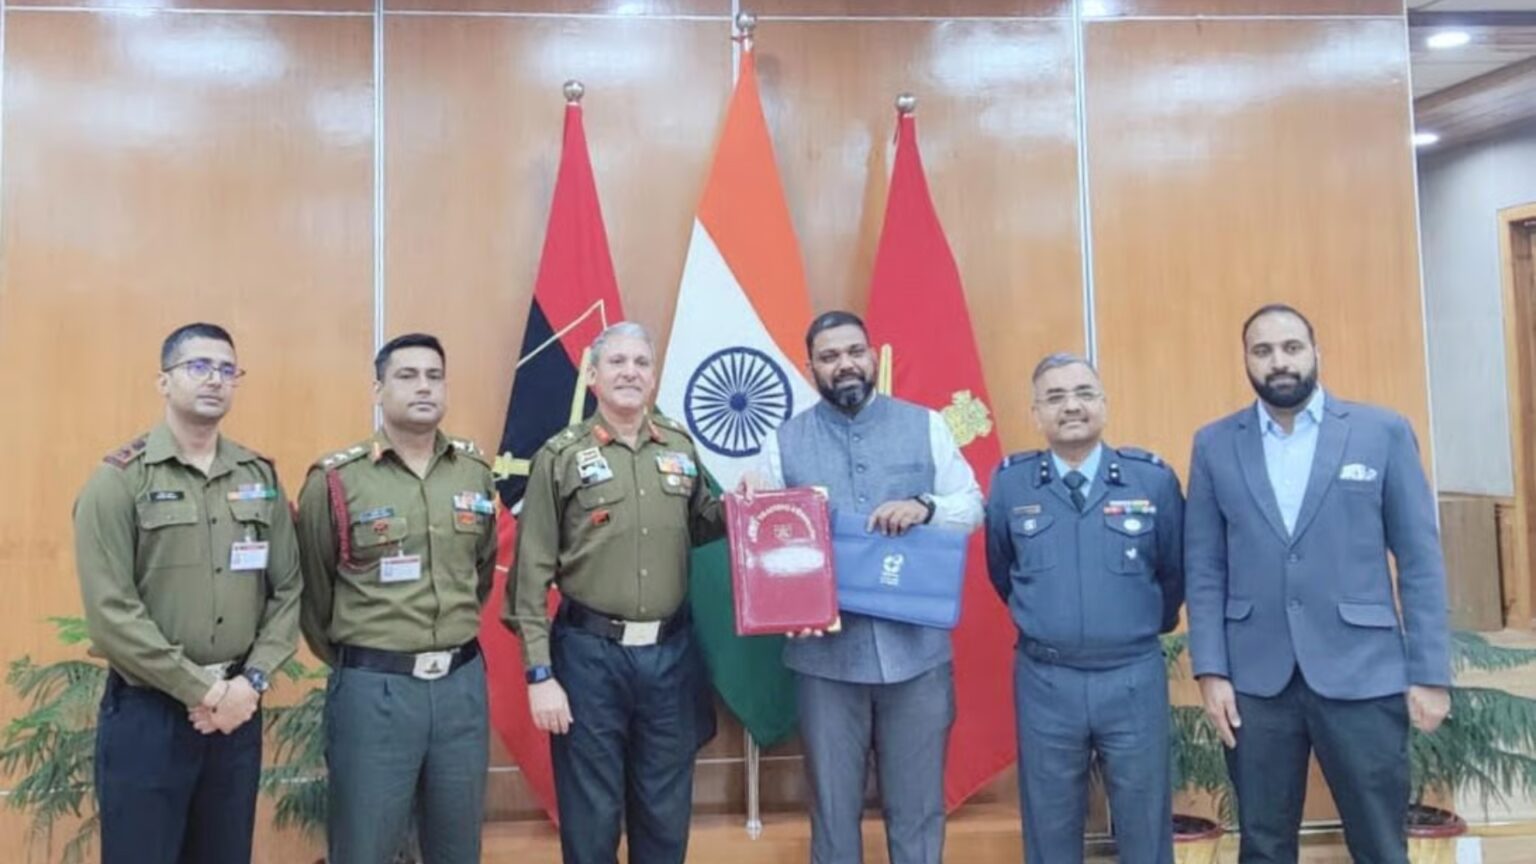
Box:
[725,488,839,636]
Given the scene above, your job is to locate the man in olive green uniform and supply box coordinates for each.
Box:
[508,321,725,864]
[74,322,301,864]
[296,333,497,864]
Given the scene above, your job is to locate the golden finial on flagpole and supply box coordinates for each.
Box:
[563,80,585,104]
[895,92,917,115]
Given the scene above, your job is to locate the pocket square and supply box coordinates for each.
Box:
[1339,463,1378,482]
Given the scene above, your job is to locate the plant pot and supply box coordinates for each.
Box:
[1406,804,1468,864]
[1172,814,1224,864]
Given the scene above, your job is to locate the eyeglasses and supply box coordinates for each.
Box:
[164,358,245,384]
[1037,387,1103,408]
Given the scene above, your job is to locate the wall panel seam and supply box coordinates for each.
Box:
[7,6,371,15]
[1072,0,1096,362]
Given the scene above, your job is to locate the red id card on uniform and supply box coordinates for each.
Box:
[724,488,840,636]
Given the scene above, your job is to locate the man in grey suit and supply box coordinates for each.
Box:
[740,310,983,864]
[1185,303,1452,863]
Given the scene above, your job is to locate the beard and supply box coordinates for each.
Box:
[1249,367,1318,409]
[818,369,873,411]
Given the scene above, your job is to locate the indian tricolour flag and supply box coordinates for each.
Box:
[656,37,816,748]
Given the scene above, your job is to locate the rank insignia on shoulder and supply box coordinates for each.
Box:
[997,450,1043,473]
[1115,447,1164,466]
[103,436,148,468]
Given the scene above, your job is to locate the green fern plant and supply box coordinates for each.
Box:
[1410,631,1536,815]
[0,617,106,864]
[1162,633,1235,827]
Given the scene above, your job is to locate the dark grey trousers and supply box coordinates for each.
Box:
[1014,649,1172,864]
[796,663,955,864]
[1228,671,1410,864]
[324,654,489,864]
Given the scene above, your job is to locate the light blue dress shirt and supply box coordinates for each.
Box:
[1052,443,1104,499]
[1258,387,1326,535]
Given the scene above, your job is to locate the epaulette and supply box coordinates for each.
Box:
[102,435,148,469]
[316,443,369,471]
[450,437,490,466]
[650,412,692,440]
[997,450,1043,474]
[544,423,588,455]
[1115,447,1166,468]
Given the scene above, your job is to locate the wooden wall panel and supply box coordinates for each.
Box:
[1085,18,1429,478]
[0,6,374,737]
[14,0,370,10]
[383,13,731,469]
[758,16,1084,454]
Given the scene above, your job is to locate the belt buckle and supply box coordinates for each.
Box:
[412,650,454,680]
[201,662,233,679]
[619,621,661,647]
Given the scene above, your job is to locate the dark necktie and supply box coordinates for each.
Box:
[1064,470,1088,513]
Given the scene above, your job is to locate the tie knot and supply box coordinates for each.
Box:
[1063,470,1087,490]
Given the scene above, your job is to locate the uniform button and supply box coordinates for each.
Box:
[639,490,646,497]
[1287,553,1301,564]
[854,434,862,442]
[216,617,225,625]
[641,528,649,536]
[639,606,647,614]
[856,464,867,473]
[858,495,868,503]
[1288,599,1302,609]
[641,569,649,577]
[215,567,223,574]
[210,517,219,525]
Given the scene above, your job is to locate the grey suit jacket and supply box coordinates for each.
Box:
[1184,394,1451,699]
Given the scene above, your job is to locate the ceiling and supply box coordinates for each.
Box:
[1408,1,1536,148]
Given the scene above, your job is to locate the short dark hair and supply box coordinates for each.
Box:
[161,323,234,370]
[1242,303,1315,345]
[374,333,446,380]
[1031,352,1098,385]
[804,310,868,358]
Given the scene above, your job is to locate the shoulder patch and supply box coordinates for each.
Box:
[997,450,1043,474]
[317,444,368,471]
[102,436,148,469]
[1115,446,1165,467]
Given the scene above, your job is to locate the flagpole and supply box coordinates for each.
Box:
[734,7,764,841]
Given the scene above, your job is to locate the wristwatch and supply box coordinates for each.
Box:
[913,493,937,524]
[242,668,270,695]
[526,665,554,685]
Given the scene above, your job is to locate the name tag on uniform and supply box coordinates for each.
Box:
[229,541,270,571]
[380,554,423,583]
[578,458,614,486]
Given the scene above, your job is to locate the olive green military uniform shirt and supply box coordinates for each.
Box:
[296,429,497,665]
[73,423,303,708]
[505,412,726,669]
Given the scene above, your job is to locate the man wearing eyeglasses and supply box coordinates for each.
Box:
[983,353,1184,864]
[74,322,302,864]
[295,332,497,864]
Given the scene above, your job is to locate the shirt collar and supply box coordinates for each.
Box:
[1050,443,1104,484]
[369,428,450,463]
[144,422,237,476]
[1257,386,1326,437]
[591,412,667,448]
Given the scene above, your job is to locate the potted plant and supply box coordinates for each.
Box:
[1162,634,1232,864]
[0,617,421,864]
[1406,631,1536,863]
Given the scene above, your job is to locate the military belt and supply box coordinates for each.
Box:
[336,638,480,682]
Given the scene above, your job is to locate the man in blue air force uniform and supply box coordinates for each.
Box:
[986,352,1184,864]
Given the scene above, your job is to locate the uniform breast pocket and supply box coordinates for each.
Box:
[1011,513,1057,575]
[347,515,409,567]
[227,500,273,542]
[135,499,201,567]
[1104,514,1154,575]
[575,482,627,511]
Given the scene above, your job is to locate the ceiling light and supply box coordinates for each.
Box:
[1426,31,1471,50]
[1414,132,1441,147]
